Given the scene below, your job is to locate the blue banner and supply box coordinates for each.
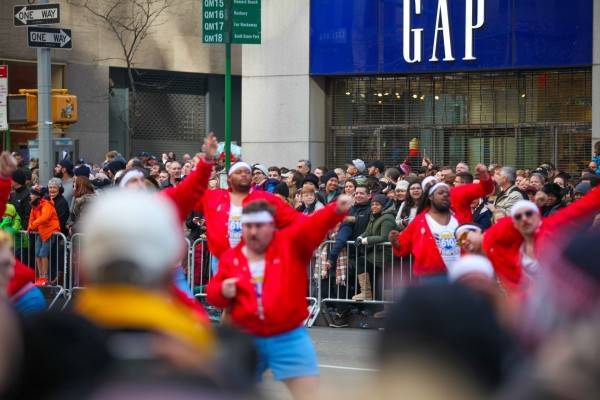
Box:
[310,0,593,75]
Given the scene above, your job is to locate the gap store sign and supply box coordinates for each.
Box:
[310,0,593,75]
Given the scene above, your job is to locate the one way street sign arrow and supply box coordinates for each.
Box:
[28,27,72,49]
[14,3,60,26]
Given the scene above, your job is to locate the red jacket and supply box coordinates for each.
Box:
[161,159,213,224]
[392,177,495,277]
[483,185,600,292]
[198,188,303,258]
[206,203,345,336]
[7,260,34,297]
[450,175,495,223]
[0,177,10,210]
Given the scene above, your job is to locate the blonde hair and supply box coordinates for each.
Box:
[301,186,316,195]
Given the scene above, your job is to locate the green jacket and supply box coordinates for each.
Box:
[1,204,28,249]
[360,206,397,246]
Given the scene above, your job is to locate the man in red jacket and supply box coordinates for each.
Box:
[197,161,303,268]
[389,164,493,280]
[207,195,351,399]
[482,185,600,294]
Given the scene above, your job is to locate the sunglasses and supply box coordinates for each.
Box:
[514,210,535,221]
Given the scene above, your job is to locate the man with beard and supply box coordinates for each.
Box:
[389,182,462,282]
[54,159,74,206]
[207,195,351,399]
[197,162,304,264]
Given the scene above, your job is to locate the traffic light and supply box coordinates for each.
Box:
[7,89,77,125]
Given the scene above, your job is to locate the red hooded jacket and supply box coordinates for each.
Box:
[198,188,303,258]
[483,185,600,292]
[206,203,345,336]
[392,177,495,276]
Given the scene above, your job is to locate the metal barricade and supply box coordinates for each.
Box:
[69,233,85,290]
[312,240,412,310]
[14,231,69,288]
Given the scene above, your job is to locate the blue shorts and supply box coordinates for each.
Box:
[253,327,319,381]
[35,236,51,258]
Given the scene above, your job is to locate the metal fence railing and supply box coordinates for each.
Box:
[15,234,413,323]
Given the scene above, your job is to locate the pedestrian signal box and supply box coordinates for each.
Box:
[7,89,77,125]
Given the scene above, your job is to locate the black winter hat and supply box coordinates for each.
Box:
[542,183,563,199]
[58,159,74,175]
[12,169,27,186]
[302,173,319,187]
[30,187,44,197]
[273,182,290,198]
[372,193,388,206]
[104,159,126,176]
[320,171,338,185]
[74,165,91,177]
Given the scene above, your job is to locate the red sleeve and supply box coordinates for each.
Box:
[0,177,11,213]
[206,254,234,309]
[393,215,417,257]
[161,160,214,223]
[286,203,346,264]
[7,260,34,297]
[541,185,600,236]
[270,193,305,229]
[482,217,523,288]
[451,174,494,222]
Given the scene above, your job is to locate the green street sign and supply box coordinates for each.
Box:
[202,0,227,44]
[201,0,261,44]
[231,0,261,44]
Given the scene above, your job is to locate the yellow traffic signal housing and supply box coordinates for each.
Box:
[8,89,78,126]
[51,93,77,123]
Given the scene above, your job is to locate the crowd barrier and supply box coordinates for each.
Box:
[14,232,413,323]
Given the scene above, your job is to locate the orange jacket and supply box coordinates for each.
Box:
[27,198,61,241]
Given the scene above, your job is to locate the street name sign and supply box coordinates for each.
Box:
[231,0,261,44]
[0,66,8,131]
[202,0,261,44]
[28,27,72,49]
[14,3,60,27]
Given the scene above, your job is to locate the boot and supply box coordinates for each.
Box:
[352,273,372,301]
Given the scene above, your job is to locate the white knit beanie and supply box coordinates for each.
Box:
[448,255,495,283]
[80,190,184,286]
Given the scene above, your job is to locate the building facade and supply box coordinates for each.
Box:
[0,0,241,164]
[242,0,596,174]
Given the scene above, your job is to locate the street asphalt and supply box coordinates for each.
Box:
[259,327,381,399]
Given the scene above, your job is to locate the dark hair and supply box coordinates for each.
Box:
[344,179,357,190]
[441,166,454,172]
[74,177,95,198]
[594,141,600,155]
[403,181,424,219]
[315,166,328,174]
[292,171,304,190]
[385,168,401,182]
[268,166,281,174]
[280,167,290,174]
[128,158,143,169]
[456,172,474,184]
[243,201,275,217]
[355,183,368,193]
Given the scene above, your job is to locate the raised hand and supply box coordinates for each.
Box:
[201,133,219,162]
[0,152,18,178]
[336,194,352,214]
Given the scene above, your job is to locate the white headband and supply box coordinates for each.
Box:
[510,200,539,218]
[421,176,438,191]
[228,162,251,176]
[240,211,274,225]
[428,182,449,196]
[454,223,482,239]
[119,169,145,188]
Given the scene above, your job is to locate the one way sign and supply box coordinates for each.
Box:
[28,27,72,49]
[14,3,60,26]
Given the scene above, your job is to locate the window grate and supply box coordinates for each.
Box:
[328,69,592,174]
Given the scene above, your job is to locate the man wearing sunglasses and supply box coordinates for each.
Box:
[482,186,600,294]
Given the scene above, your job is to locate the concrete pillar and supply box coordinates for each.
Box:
[593,0,600,152]
[241,0,326,168]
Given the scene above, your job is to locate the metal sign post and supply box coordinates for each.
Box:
[202,0,261,171]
